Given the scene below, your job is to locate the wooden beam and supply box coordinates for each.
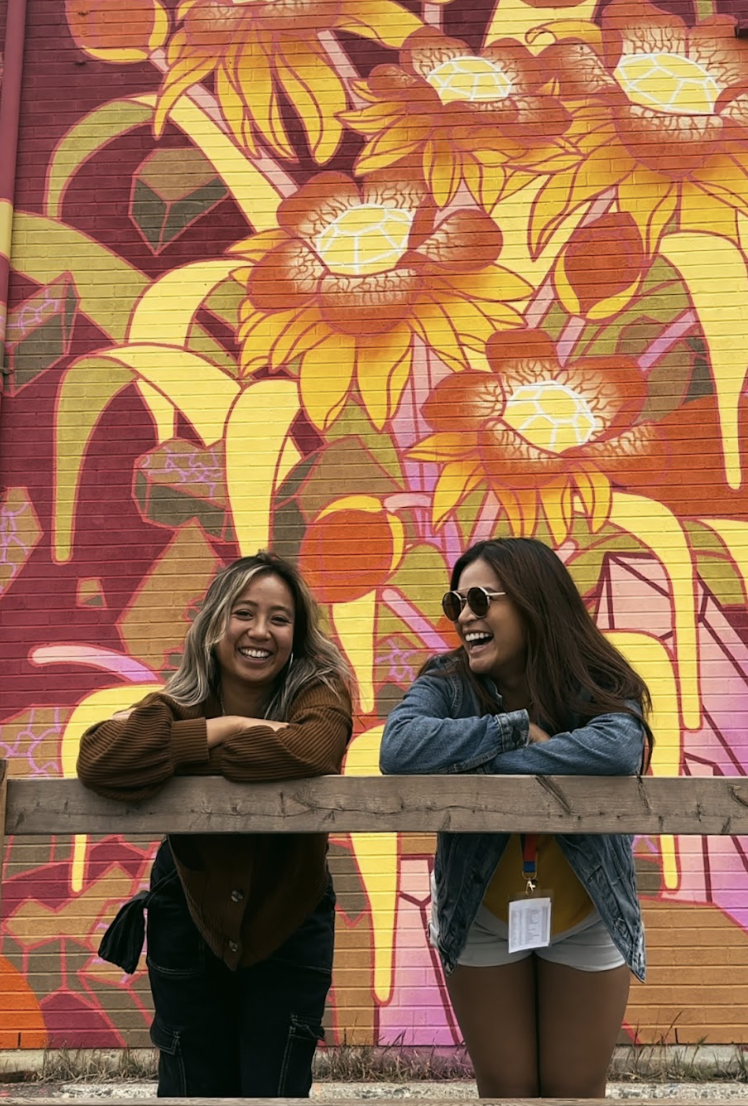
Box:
[6,773,748,836]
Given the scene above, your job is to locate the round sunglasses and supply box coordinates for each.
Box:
[442,587,506,622]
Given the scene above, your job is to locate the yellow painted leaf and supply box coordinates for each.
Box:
[603,630,681,891]
[331,589,377,714]
[609,492,700,729]
[45,98,154,220]
[699,518,748,604]
[61,683,163,892]
[660,232,748,490]
[224,378,301,553]
[135,381,176,443]
[127,260,237,346]
[13,211,146,342]
[103,342,240,445]
[136,92,284,232]
[54,358,135,564]
[343,723,397,1003]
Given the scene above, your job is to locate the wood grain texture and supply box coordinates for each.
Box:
[5,769,748,836]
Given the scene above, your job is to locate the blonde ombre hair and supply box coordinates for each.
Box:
[164,551,350,719]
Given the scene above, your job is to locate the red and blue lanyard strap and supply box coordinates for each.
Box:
[521,833,538,894]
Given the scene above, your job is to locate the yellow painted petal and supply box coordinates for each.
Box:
[216,64,259,156]
[609,492,699,729]
[224,378,301,553]
[441,265,533,304]
[234,34,293,160]
[408,431,476,462]
[660,232,748,491]
[155,56,216,136]
[336,0,423,47]
[128,260,237,345]
[300,334,356,430]
[618,173,678,257]
[240,308,308,372]
[574,464,612,532]
[356,327,412,430]
[424,138,460,209]
[343,723,397,1003]
[492,176,591,287]
[318,495,383,519]
[433,460,482,526]
[104,343,240,444]
[332,589,377,714]
[681,181,738,241]
[603,630,681,891]
[539,477,572,547]
[354,128,423,175]
[270,308,327,370]
[61,684,163,891]
[522,17,602,51]
[275,41,346,165]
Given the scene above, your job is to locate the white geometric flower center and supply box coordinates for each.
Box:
[503,381,597,453]
[315,204,414,276]
[426,56,513,105]
[614,51,722,115]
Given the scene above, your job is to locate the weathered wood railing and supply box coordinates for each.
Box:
[4,759,748,1106]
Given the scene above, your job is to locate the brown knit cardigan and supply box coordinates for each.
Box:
[77,678,353,969]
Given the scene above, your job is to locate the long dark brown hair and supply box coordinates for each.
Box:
[439,538,652,755]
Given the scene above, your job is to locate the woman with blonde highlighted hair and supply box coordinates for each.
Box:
[78,551,352,1098]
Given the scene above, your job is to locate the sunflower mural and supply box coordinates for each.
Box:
[3,0,748,1051]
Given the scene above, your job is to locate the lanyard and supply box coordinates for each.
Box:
[521,833,538,894]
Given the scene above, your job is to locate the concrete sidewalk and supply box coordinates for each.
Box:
[2,1083,748,1101]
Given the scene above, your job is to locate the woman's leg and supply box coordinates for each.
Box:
[237,881,335,1097]
[446,958,539,1097]
[146,845,240,1097]
[536,960,630,1098]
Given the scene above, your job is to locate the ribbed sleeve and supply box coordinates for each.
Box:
[220,679,352,782]
[77,697,209,803]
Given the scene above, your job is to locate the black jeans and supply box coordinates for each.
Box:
[146,841,335,1098]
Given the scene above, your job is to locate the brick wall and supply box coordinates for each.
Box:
[2,0,748,1050]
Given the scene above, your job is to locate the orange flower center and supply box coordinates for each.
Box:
[426,56,513,105]
[503,381,597,453]
[614,52,723,115]
[314,203,414,276]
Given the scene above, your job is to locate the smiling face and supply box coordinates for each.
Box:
[454,556,526,685]
[214,571,295,700]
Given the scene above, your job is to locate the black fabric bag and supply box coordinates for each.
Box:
[98,867,179,975]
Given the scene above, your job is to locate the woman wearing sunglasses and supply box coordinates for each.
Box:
[380,537,652,1100]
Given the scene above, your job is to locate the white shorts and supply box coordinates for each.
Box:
[431,903,625,972]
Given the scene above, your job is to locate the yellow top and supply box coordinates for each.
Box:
[483,834,594,935]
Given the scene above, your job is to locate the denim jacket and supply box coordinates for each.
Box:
[379,656,647,981]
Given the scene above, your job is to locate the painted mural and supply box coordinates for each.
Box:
[4,0,748,1051]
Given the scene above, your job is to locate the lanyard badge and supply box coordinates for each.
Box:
[507,834,552,954]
